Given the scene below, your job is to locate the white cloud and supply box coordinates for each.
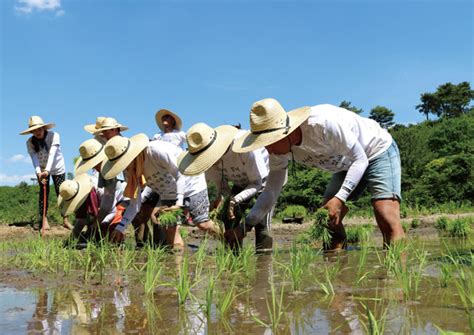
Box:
[15,0,65,16]
[0,173,37,186]
[6,154,31,164]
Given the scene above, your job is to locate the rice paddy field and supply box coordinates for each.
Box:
[0,216,473,334]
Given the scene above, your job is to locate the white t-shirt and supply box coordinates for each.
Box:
[152,130,186,149]
[27,131,66,175]
[206,130,269,203]
[144,140,207,204]
[247,104,393,225]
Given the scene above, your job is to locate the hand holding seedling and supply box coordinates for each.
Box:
[110,229,124,243]
[227,200,236,220]
[224,225,245,249]
[323,197,345,226]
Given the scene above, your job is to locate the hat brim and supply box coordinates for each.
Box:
[58,174,94,216]
[101,133,149,180]
[178,125,239,176]
[232,106,311,153]
[19,123,55,135]
[84,124,97,134]
[93,125,129,135]
[74,148,107,175]
[156,109,183,131]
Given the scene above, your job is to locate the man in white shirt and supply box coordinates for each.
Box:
[228,98,405,250]
[101,134,221,248]
[178,123,272,251]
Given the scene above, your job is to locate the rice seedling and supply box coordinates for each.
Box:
[434,325,465,335]
[306,209,332,248]
[142,259,163,296]
[193,237,208,281]
[201,273,216,318]
[252,277,286,331]
[279,243,314,291]
[410,218,421,229]
[359,302,388,335]
[346,224,374,244]
[216,282,237,316]
[439,263,452,288]
[175,255,193,305]
[356,242,372,286]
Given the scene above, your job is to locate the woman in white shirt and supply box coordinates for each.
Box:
[152,109,186,149]
[20,116,71,231]
[101,134,221,248]
[178,123,273,251]
[229,98,405,250]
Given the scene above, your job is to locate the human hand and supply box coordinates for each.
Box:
[227,200,236,220]
[210,196,223,211]
[110,229,124,243]
[323,197,345,226]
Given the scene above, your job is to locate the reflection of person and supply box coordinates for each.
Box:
[152,109,186,149]
[27,289,63,334]
[101,134,221,248]
[20,116,72,231]
[178,123,272,251]
[228,98,405,250]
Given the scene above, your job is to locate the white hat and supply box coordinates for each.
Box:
[74,138,107,175]
[84,116,106,134]
[92,117,128,135]
[178,123,239,176]
[101,133,149,180]
[58,174,94,216]
[232,98,310,153]
[155,109,183,131]
[19,116,55,135]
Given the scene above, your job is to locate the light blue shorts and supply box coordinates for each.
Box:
[323,141,402,202]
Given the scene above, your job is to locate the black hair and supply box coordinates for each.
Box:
[31,130,49,153]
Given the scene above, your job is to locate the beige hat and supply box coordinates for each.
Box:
[232,98,311,153]
[19,116,55,135]
[177,123,239,176]
[74,139,107,175]
[101,133,149,180]
[84,116,106,134]
[58,174,94,216]
[93,117,129,135]
[155,109,183,131]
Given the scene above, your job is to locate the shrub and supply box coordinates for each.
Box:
[280,205,307,219]
[411,218,421,229]
[435,216,449,231]
[447,217,472,238]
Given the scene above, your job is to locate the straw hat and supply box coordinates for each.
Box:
[84,116,106,134]
[155,109,183,131]
[101,133,149,180]
[19,116,55,135]
[177,123,239,176]
[92,117,129,135]
[74,138,107,175]
[57,174,94,216]
[232,98,311,153]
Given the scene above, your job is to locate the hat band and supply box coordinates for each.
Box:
[190,130,217,155]
[82,146,103,161]
[29,123,45,128]
[252,116,290,135]
[109,141,131,162]
[64,184,80,201]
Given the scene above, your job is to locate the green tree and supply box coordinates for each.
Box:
[416,81,474,119]
[339,101,363,114]
[369,106,395,128]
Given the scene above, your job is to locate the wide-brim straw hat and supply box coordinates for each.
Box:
[19,116,55,135]
[101,133,149,180]
[84,116,106,134]
[232,98,311,153]
[178,123,239,176]
[74,138,107,175]
[58,173,94,216]
[155,109,183,131]
[92,117,129,135]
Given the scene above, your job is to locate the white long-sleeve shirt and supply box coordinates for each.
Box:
[27,131,66,175]
[152,130,186,149]
[206,131,269,204]
[144,140,207,204]
[246,104,392,226]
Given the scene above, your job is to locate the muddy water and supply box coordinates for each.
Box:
[0,238,472,334]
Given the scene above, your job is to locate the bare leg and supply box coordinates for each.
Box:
[373,199,405,247]
[165,226,184,248]
[62,216,73,230]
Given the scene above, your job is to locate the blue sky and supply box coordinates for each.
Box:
[1,0,472,185]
